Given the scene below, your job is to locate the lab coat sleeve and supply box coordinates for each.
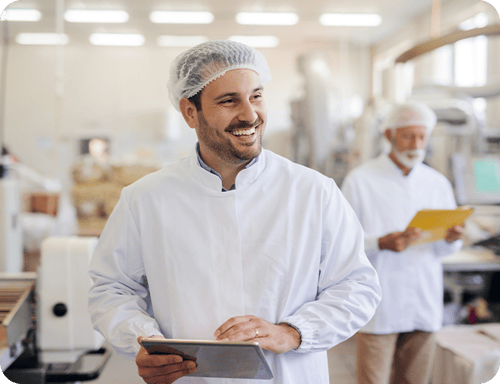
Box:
[88,190,163,360]
[282,180,382,353]
[432,238,463,257]
[340,174,380,257]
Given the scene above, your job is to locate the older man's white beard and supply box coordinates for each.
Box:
[393,148,426,169]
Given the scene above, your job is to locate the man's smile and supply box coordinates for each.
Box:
[231,127,256,136]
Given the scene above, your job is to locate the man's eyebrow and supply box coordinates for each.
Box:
[213,87,264,102]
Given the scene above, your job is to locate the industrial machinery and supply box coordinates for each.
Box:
[290,53,349,183]
[0,236,110,384]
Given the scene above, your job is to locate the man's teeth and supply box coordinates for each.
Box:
[232,127,256,136]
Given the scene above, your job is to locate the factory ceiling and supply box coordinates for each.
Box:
[3,0,443,47]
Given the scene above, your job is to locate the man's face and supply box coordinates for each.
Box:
[388,125,429,169]
[194,69,267,167]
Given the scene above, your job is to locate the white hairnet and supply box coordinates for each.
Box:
[167,40,272,111]
[380,101,437,134]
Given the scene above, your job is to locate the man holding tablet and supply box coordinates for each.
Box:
[88,40,381,383]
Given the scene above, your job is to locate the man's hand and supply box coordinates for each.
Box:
[136,335,197,384]
[445,223,465,243]
[214,315,300,354]
[378,227,422,252]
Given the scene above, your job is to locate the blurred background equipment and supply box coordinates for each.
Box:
[1,237,110,383]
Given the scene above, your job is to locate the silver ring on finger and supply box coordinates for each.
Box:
[254,328,259,337]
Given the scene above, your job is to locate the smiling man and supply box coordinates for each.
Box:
[88,40,381,384]
[341,101,465,384]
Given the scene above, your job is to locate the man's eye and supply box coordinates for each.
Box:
[221,99,234,104]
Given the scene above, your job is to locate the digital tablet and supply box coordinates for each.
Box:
[140,338,274,380]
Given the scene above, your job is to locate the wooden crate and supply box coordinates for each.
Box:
[0,279,35,349]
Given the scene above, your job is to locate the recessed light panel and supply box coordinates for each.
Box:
[1,9,41,21]
[150,11,214,24]
[16,33,69,45]
[64,10,129,23]
[89,33,145,46]
[320,13,382,26]
[236,12,298,26]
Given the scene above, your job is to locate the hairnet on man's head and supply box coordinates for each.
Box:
[167,40,272,111]
[381,101,437,134]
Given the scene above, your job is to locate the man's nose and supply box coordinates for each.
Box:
[237,100,258,123]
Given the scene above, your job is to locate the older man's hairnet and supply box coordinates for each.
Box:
[167,40,272,111]
[381,101,437,134]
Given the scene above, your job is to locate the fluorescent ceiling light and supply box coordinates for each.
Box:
[236,12,298,26]
[16,33,69,45]
[89,33,145,46]
[150,11,213,24]
[320,13,382,27]
[157,35,208,47]
[229,35,279,48]
[1,9,41,21]
[64,9,129,23]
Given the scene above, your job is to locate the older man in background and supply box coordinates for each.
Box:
[341,101,465,384]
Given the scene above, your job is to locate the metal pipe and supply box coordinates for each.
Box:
[395,24,500,63]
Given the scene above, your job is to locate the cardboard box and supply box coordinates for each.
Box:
[30,193,59,217]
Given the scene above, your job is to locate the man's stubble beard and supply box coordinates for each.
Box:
[197,112,264,165]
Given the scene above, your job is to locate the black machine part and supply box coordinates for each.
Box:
[4,344,110,384]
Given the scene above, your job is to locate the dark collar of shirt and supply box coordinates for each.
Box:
[196,142,259,192]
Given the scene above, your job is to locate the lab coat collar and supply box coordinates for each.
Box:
[189,145,266,192]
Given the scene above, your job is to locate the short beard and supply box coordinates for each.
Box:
[197,112,264,165]
[393,148,425,169]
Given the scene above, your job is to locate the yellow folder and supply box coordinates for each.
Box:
[406,207,474,245]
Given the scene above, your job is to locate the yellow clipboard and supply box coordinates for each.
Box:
[406,207,474,245]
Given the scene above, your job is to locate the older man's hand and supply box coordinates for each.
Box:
[378,227,422,252]
[136,335,197,384]
[445,223,465,243]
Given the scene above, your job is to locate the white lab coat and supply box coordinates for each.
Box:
[88,147,381,384]
[341,154,462,335]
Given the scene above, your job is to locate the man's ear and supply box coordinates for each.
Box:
[179,98,198,129]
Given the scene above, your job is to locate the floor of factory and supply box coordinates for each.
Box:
[91,336,357,383]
